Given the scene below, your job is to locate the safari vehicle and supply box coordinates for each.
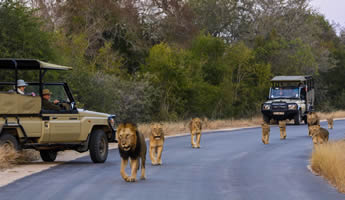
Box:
[0,59,116,163]
[261,76,314,125]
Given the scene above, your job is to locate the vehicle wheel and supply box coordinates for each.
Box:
[40,150,57,162]
[294,110,301,125]
[89,129,108,163]
[0,133,20,150]
[303,116,308,124]
[263,115,270,124]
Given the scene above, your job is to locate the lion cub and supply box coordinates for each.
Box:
[327,117,334,129]
[261,123,270,144]
[189,118,202,148]
[278,120,287,140]
[309,125,329,145]
[307,112,320,136]
[149,123,165,165]
[117,123,147,182]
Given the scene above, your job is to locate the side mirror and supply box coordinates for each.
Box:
[71,102,76,110]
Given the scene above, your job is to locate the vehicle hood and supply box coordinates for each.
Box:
[78,109,110,118]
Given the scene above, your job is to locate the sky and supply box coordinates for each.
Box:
[309,0,345,30]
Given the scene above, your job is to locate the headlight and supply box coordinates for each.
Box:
[108,115,116,130]
[288,104,297,110]
[263,104,271,110]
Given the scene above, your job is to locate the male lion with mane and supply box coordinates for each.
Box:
[189,118,202,148]
[149,123,165,165]
[117,123,147,182]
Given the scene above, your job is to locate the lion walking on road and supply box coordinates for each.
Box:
[189,118,202,148]
[309,125,329,145]
[327,117,334,129]
[149,123,165,165]
[279,120,287,140]
[307,112,320,136]
[117,123,147,182]
[261,123,270,144]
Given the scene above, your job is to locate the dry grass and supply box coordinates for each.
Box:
[0,146,40,170]
[317,110,345,120]
[138,116,262,138]
[138,110,345,138]
[310,140,345,193]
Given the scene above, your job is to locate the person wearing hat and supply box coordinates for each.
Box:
[42,89,61,111]
[17,79,28,95]
[8,79,35,95]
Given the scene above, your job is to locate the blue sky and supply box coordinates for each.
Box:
[310,0,345,28]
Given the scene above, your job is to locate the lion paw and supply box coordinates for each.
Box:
[123,176,130,182]
[128,177,136,182]
[140,175,146,180]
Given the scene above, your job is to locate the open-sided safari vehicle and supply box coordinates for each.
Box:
[0,59,116,163]
[261,76,315,125]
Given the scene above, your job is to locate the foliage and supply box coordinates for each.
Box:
[0,0,345,121]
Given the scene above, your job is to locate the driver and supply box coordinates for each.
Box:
[42,89,61,111]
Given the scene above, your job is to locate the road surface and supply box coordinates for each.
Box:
[0,121,344,200]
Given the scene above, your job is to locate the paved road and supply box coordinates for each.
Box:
[1,121,345,200]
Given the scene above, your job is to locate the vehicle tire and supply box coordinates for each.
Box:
[263,115,270,124]
[89,129,108,163]
[303,116,308,124]
[0,133,20,150]
[294,110,301,125]
[40,150,57,162]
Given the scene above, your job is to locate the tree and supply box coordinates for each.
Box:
[0,0,55,60]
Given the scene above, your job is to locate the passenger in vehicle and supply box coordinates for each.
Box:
[8,80,35,96]
[42,89,61,111]
[17,79,28,95]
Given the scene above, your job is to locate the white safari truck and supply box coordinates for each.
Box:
[261,76,315,125]
[0,59,116,163]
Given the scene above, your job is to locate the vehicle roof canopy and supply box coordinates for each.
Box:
[0,59,71,70]
[271,76,312,82]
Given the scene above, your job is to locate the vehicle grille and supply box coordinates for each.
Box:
[271,103,287,111]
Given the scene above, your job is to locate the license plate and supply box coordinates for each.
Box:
[273,112,284,115]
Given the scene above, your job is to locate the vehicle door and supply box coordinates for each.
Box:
[41,83,81,142]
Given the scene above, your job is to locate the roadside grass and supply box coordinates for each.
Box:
[317,110,345,120]
[138,110,345,137]
[310,140,345,193]
[0,146,39,170]
[138,116,263,138]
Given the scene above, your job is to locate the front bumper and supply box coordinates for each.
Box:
[261,109,299,120]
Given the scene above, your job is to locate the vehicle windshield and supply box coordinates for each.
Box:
[44,85,71,103]
[270,87,299,99]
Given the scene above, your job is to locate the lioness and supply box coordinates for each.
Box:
[117,123,147,182]
[189,118,202,148]
[327,117,334,129]
[307,112,320,136]
[309,125,329,145]
[261,123,270,144]
[149,123,165,165]
[278,120,286,140]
